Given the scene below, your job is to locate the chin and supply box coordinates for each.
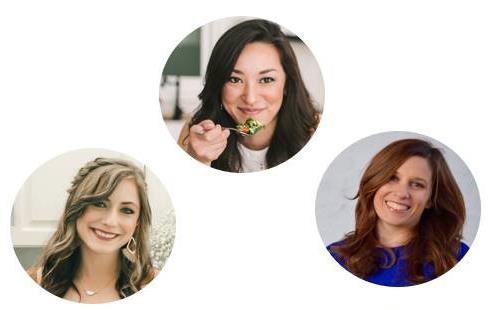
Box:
[384,220,409,228]
[380,216,416,229]
[89,245,121,255]
[82,237,122,255]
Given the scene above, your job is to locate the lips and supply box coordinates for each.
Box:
[385,200,411,212]
[92,228,119,240]
[238,107,265,116]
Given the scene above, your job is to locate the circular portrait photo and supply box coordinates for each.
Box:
[10,149,176,303]
[159,16,324,172]
[315,132,480,287]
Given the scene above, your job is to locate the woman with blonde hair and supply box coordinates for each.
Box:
[28,158,155,303]
[328,139,468,286]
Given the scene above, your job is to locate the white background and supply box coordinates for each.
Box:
[1,0,491,309]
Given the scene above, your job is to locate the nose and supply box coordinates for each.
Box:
[241,81,257,105]
[394,183,411,200]
[101,208,119,227]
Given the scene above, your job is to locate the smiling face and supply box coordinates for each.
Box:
[76,178,141,255]
[222,42,286,129]
[373,156,433,234]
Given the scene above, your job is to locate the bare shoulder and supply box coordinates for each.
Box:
[26,266,42,284]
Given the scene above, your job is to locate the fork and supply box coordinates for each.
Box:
[194,126,252,137]
[223,127,252,136]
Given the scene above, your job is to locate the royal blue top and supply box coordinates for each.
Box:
[327,241,469,287]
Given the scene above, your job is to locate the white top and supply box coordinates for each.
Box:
[237,143,268,172]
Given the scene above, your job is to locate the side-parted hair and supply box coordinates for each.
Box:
[35,158,154,299]
[331,139,466,284]
[189,18,319,172]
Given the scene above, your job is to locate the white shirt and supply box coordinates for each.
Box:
[237,143,268,172]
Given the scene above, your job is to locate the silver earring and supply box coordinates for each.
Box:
[122,236,137,263]
[220,103,223,110]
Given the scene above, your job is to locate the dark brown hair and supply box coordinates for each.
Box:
[189,18,319,172]
[331,139,466,284]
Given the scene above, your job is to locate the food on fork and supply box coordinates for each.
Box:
[236,118,265,136]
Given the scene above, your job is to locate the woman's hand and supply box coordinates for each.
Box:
[186,120,230,165]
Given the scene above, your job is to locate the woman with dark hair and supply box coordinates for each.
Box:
[28,158,156,303]
[327,139,468,286]
[178,18,319,172]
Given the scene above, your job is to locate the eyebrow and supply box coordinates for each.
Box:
[232,69,278,75]
[121,201,139,206]
[395,172,429,184]
[106,198,139,207]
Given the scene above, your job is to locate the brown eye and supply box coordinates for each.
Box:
[228,76,241,84]
[259,77,275,84]
[410,181,425,189]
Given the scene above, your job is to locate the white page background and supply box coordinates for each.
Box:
[1,1,491,309]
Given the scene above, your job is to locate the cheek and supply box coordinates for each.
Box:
[373,192,383,215]
[75,218,83,235]
[221,87,241,119]
[372,186,393,219]
[373,192,381,208]
[75,213,93,241]
[417,191,432,209]
[373,185,389,206]
[76,210,92,228]
[265,86,284,107]
[122,218,139,236]
[222,86,239,107]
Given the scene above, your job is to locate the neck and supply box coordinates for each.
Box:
[240,119,276,150]
[376,221,414,248]
[76,245,119,284]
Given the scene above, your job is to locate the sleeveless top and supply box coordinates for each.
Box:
[237,143,268,172]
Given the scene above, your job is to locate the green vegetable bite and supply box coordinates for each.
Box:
[236,118,265,135]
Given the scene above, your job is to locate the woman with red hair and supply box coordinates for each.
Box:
[328,139,468,286]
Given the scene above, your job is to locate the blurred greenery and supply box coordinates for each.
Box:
[162,28,201,76]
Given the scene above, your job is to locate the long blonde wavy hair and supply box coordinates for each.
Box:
[35,157,154,299]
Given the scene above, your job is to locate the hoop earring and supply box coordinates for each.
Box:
[122,236,137,263]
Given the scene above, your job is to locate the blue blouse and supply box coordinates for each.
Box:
[327,241,469,287]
